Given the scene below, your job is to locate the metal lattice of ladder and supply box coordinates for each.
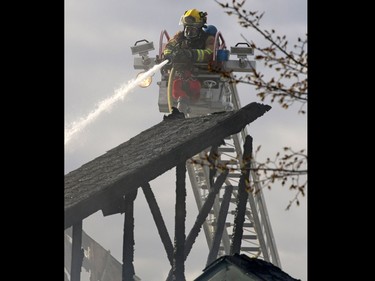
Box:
[186,78,281,268]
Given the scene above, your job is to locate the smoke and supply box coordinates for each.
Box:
[65,60,168,146]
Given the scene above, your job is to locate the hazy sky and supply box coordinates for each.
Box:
[65,0,307,280]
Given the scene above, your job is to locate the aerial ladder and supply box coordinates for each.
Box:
[130,28,281,268]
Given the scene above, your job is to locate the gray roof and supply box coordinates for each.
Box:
[194,254,301,281]
[64,102,271,229]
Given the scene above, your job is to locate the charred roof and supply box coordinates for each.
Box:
[64,102,271,229]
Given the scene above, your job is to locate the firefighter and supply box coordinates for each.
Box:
[163,9,215,113]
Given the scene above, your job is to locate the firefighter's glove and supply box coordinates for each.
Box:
[164,53,174,64]
[174,49,193,63]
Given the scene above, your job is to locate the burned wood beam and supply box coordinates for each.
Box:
[141,183,174,265]
[173,162,187,281]
[166,169,229,281]
[230,135,253,255]
[70,221,83,281]
[206,184,234,266]
[122,189,138,281]
[101,195,126,217]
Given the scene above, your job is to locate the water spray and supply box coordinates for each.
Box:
[65,59,169,146]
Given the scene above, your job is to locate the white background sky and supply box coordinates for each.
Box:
[65,0,307,280]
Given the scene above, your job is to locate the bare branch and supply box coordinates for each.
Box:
[215,0,307,114]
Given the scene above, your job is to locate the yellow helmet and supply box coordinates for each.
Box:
[179,9,207,28]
